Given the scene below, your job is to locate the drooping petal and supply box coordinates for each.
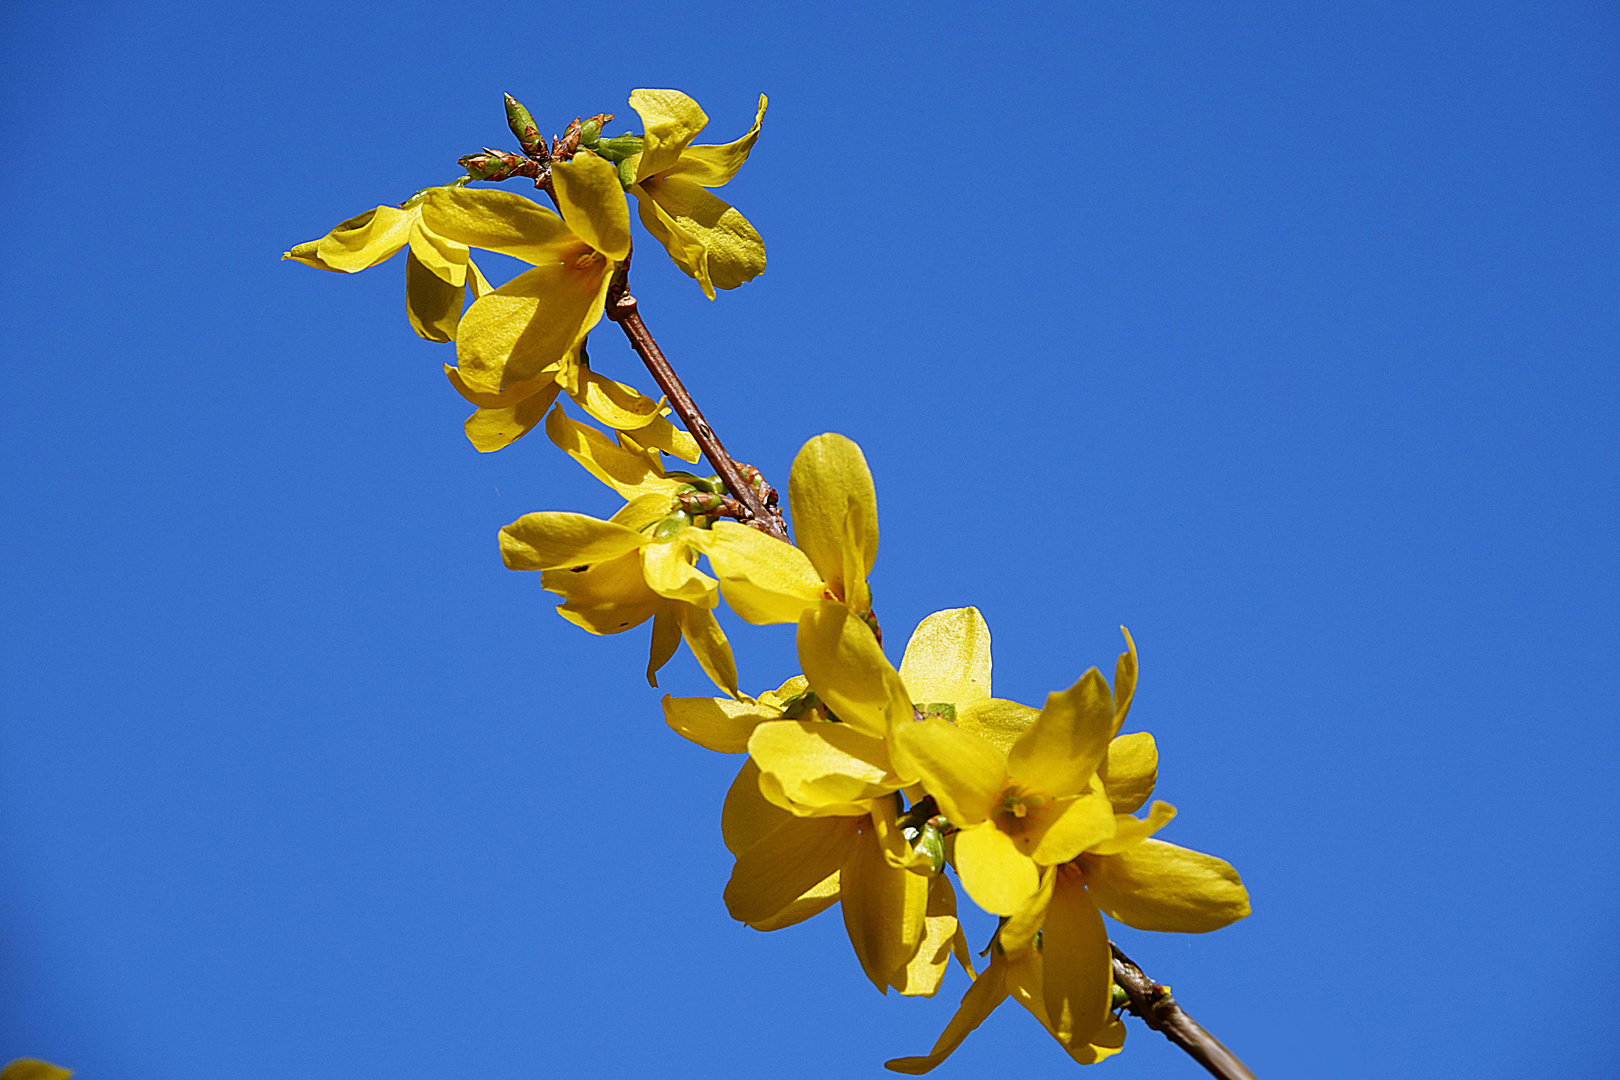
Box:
[1087,801,1177,857]
[1113,626,1138,733]
[419,187,574,265]
[795,602,910,740]
[499,511,648,570]
[283,205,412,272]
[841,813,929,992]
[722,759,783,855]
[545,407,684,500]
[1040,876,1113,1051]
[551,153,632,260]
[640,540,717,607]
[883,957,1009,1074]
[1007,669,1115,800]
[1062,1016,1127,1066]
[888,716,1004,826]
[612,493,679,531]
[891,871,961,998]
[628,88,710,182]
[956,698,1040,755]
[617,416,700,463]
[638,177,766,294]
[747,720,900,809]
[663,694,781,753]
[693,522,825,624]
[666,94,767,187]
[1028,787,1117,864]
[1082,839,1251,933]
[405,249,466,343]
[463,381,564,453]
[899,606,992,708]
[444,362,559,409]
[645,609,681,687]
[1099,731,1157,814]
[407,217,470,286]
[569,367,666,431]
[724,813,858,926]
[997,864,1057,957]
[453,256,613,394]
[543,551,662,634]
[788,433,879,605]
[751,871,840,931]
[953,821,1040,916]
[676,603,738,696]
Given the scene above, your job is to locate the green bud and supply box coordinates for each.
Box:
[650,514,688,540]
[579,117,603,144]
[616,157,638,191]
[504,94,545,158]
[593,134,645,163]
[915,822,946,873]
[1110,982,1132,1012]
[692,476,727,494]
[778,688,823,720]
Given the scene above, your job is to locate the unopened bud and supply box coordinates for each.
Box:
[504,94,546,159]
[1110,982,1131,1012]
[650,514,688,541]
[456,148,536,183]
[592,134,645,163]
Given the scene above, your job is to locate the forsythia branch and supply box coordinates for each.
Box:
[1110,944,1259,1080]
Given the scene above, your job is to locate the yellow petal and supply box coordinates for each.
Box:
[638,177,766,293]
[0,1062,73,1080]
[997,864,1056,958]
[1082,838,1251,932]
[466,258,493,299]
[1114,626,1138,733]
[1063,1015,1128,1066]
[499,511,648,570]
[463,382,563,453]
[795,602,910,740]
[1028,787,1118,864]
[454,257,612,394]
[788,433,878,605]
[676,603,738,696]
[751,870,840,931]
[444,362,559,409]
[693,521,825,624]
[543,551,662,634]
[407,216,469,286]
[551,152,632,260]
[419,186,573,265]
[722,759,783,855]
[666,94,767,187]
[663,693,781,753]
[899,606,992,708]
[611,493,676,531]
[953,821,1040,915]
[631,184,716,299]
[748,720,900,808]
[724,813,858,926]
[545,406,684,500]
[1099,731,1157,814]
[842,813,929,992]
[629,88,709,181]
[640,539,717,607]
[889,715,1004,826]
[617,415,700,463]
[405,249,466,343]
[956,698,1039,755]
[1087,800,1177,857]
[283,205,412,272]
[1007,669,1115,800]
[890,871,959,997]
[883,956,1009,1074]
[646,608,681,687]
[568,367,665,431]
[1040,876,1113,1050]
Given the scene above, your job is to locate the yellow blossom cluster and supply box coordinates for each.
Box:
[282,87,1252,1072]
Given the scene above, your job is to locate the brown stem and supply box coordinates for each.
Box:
[1111,943,1259,1080]
[603,264,788,540]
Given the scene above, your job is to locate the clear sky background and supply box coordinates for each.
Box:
[2,2,1616,1077]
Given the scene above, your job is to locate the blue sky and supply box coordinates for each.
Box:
[2,2,1616,1077]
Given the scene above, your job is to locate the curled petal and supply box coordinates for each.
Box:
[546,407,684,500]
[748,720,900,809]
[454,256,613,394]
[795,602,910,740]
[283,205,412,272]
[420,187,573,265]
[1087,800,1177,857]
[1007,669,1114,800]
[1099,731,1158,814]
[693,522,824,624]
[635,178,765,298]
[462,382,563,453]
[405,250,465,343]
[663,694,781,754]
[883,956,1009,1074]
[1082,838,1251,933]
[675,604,738,696]
[499,512,648,571]
[629,88,710,181]
[724,813,858,926]
[666,94,766,187]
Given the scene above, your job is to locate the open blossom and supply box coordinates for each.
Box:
[496,409,735,694]
[623,89,768,300]
[282,188,492,343]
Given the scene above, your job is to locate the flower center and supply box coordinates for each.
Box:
[994,787,1047,836]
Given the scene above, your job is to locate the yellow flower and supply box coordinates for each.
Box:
[495,409,734,693]
[1,1062,73,1080]
[282,188,492,343]
[624,89,768,300]
[888,632,1141,918]
[692,432,879,626]
[417,154,682,453]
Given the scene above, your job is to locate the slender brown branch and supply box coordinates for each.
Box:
[1111,943,1258,1080]
[603,264,788,540]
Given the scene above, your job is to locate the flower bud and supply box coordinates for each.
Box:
[592,134,645,163]
[504,94,546,159]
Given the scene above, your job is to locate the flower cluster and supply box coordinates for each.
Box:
[284,87,1252,1073]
